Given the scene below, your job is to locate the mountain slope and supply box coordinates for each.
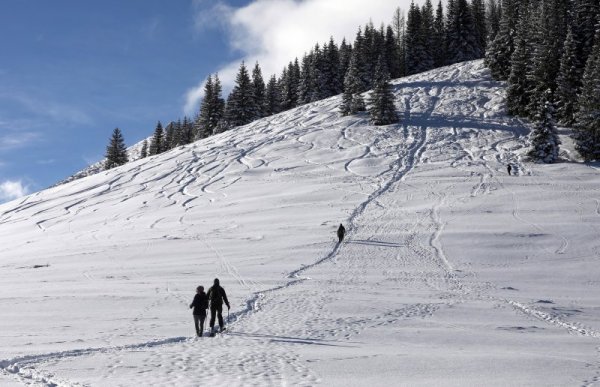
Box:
[1,60,600,386]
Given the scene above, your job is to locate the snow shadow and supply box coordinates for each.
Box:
[347,239,405,248]
[401,112,528,134]
[226,332,354,347]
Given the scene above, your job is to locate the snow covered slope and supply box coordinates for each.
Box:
[1,60,600,386]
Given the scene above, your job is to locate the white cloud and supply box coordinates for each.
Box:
[0,180,29,202]
[0,132,41,151]
[184,0,409,114]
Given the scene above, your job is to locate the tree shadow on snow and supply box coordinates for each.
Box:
[400,112,529,135]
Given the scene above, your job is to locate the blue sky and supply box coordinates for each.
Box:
[0,0,406,203]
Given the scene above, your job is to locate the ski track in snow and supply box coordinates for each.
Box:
[2,60,600,386]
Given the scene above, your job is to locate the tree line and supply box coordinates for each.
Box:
[106,0,492,169]
[486,0,600,162]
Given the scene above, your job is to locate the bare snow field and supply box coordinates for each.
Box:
[1,60,600,386]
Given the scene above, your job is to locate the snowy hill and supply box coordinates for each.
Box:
[1,60,600,386]
[54,136,151,187]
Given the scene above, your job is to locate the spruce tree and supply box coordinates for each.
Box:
[105,128,128,169]
[164,122,175,150]
[485,0,517,80]
[392,7,407,77]
[555,27,581,125]
[528,90,560,163]
[486,0,501,42]
[324,37,342,96]
[574,0,600,73]
[505,8,532,117]
[265,75,281,116]
[172,119,183,146]
[446,0,481,64]
[368,56,399,125]
[149,121,164,155]
[433,1,446,67]
[574,28,600,161]
[252,63,266,118]
[280,60,301,110]
[195,75,215,139]
[385,26,401,79]
[420,0,436,72]
[471,0,487,55]
[338,39,353,88]
[140,139,148,159]
[406,2,425,74]
[181,116,194,144]
[225,62,258,127]
[526,0,564,117]
[340,52,366,116]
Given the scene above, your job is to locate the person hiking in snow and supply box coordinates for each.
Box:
[507,164,512,176]
[189,285,208,337]
[207,278,230,334]
[337,223,346,243]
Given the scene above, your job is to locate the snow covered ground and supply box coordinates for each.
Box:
[1,60,600,386]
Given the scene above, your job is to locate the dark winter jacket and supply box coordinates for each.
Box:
[190,292,208,315]
[207,285,230,308]
[337,224,346,240]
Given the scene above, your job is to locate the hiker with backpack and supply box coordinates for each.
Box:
[189,285,209,337]
[207,278,230,335]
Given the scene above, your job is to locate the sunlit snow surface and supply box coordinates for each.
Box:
[1,60,600,386]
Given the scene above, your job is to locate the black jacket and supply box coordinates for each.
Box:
[190,292,208,315]
[207,285,230,308]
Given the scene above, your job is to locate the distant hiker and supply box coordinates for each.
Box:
[337,223,346,243]
[507,164,512,176]
[207,278,230,334]
[189,285,208,337]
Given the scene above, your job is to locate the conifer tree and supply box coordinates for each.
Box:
[225,62,258,127]
[173,119,183,146]
[555,27,581,125]
[406,2,425,74]
[526,0,564,117]
[446,0,481,64]
[574,0,600,72]
[505,6,532,117]
[298,54,314,104]
[149,121,164,155]
[368,56,399,125]
[181,117,194,144]
[340,52,366,116]
[392,7,407,77]
[280,59,301,110]
[324,37,342,95]
[486,0,501,42]
[140,139,148,159]
[196,74,225,139]
[574,28,600,161]
[338,39,353,87]
[420,0,436,71]
[105,128,128,169]
[485,0,517,80]
[265,75,281,116]
[528,90,560,163]
[252,63,266,118]
[353,27,371,90]
[385,26,401,79]
[164,122,175,150]
[433,1,446,67]
[471,0,487,55]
